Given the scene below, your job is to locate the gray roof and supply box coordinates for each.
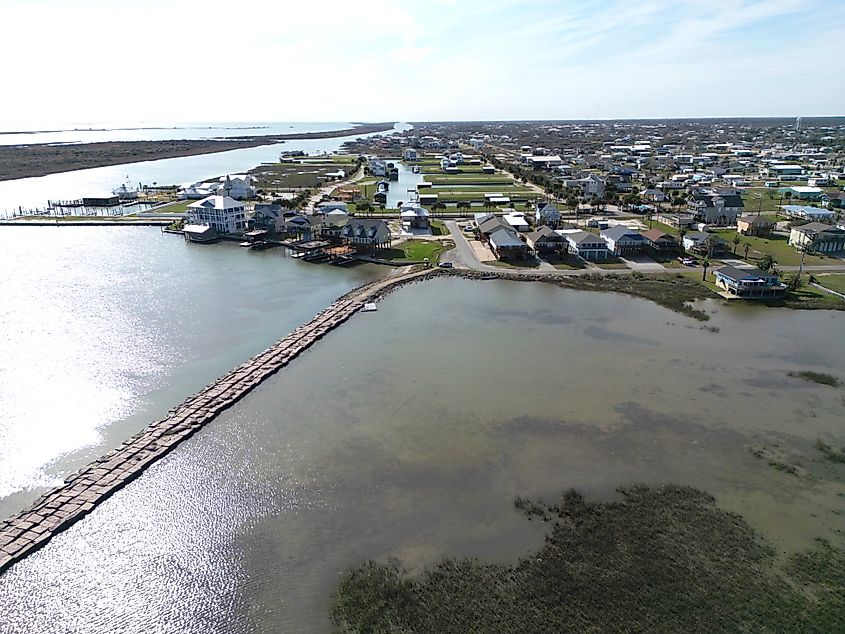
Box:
[489,227,526,248]
[794,222,844,234]
[569,231,608,246]
[601,225,643,242]
[526,225,559,241]
[715,266,776,281]
[478,216,510,234]
[691,192,744,208]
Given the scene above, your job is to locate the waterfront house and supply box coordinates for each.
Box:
[688,189,744,225]
[737,215,774,237]
[601,225,645,256]
[368,159,388,177]
[788,223,845,254]
[488,227,532,260]
[642,229,679,256]
[373,191,388,205]
[281,214,322,240]
[403,148,418,161]
[714,266,786,299]
[526,225,566,253]
[535,202,561,228]
[182,224,218,243]
[683,231,728,256]
[187,195,246,234]
[249,203,285,234]
[340,219,391,251]
[565,231,610,261]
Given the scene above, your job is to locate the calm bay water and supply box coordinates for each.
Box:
[0,261,843,632]
[0,123,408,212]
[0,227,382,518]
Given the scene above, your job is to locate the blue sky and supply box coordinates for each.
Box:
[1,0,843,124]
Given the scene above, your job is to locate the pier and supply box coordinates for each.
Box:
[0,267,438,575]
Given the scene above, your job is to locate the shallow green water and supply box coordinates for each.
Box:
[0,275,843,633]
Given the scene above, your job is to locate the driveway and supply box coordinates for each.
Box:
[619,254,666,272]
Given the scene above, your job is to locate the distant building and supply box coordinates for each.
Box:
[399,203,430,230]
[535,202,561,228]
[683,231,727,256]
[780,205,836,222]
[403,148,418,161]
[187,195,246,233]
[779,186,824,201]
[737,215,774,237]
[217,174,255,200]
[688,189,744,226]
[788,223,845,254]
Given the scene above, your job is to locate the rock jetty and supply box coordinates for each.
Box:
[0,267,438,575]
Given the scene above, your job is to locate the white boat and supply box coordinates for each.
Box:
[362,303,378,312]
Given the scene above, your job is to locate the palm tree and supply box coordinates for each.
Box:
[743,242,751,259]
[705,234,720,258]
[678,228,687,253]
[702,256,710,281]
[757,253,776,272]
[732,234,741,255]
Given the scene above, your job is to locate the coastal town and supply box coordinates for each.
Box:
[2,0,845,629]
[15,117,838,309]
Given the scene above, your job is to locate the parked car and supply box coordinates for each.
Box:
[679,257,695,266]
[438,261,454,268]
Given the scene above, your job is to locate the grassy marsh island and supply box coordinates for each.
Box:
[332,486,845,633]
[0,123,394,181]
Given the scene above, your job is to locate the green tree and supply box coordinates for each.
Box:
[784,272,804,291]
[732,234,741,255]
[743,241,751,259]
[702,256,710,281]
[757,253,776,272]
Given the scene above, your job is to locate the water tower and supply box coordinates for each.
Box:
[795,116,801,132]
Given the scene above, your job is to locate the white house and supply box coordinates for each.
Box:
[217,174,255,200]
[187,195,247,233]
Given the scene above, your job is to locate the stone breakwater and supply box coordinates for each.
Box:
[0,267,438,575]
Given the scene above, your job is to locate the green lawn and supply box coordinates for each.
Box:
[483,259,542,269]
[711,230,829,267]
[815,274,845,294]
[425,174,511,185]
[385,239,448,263]
[154,200,193,213]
